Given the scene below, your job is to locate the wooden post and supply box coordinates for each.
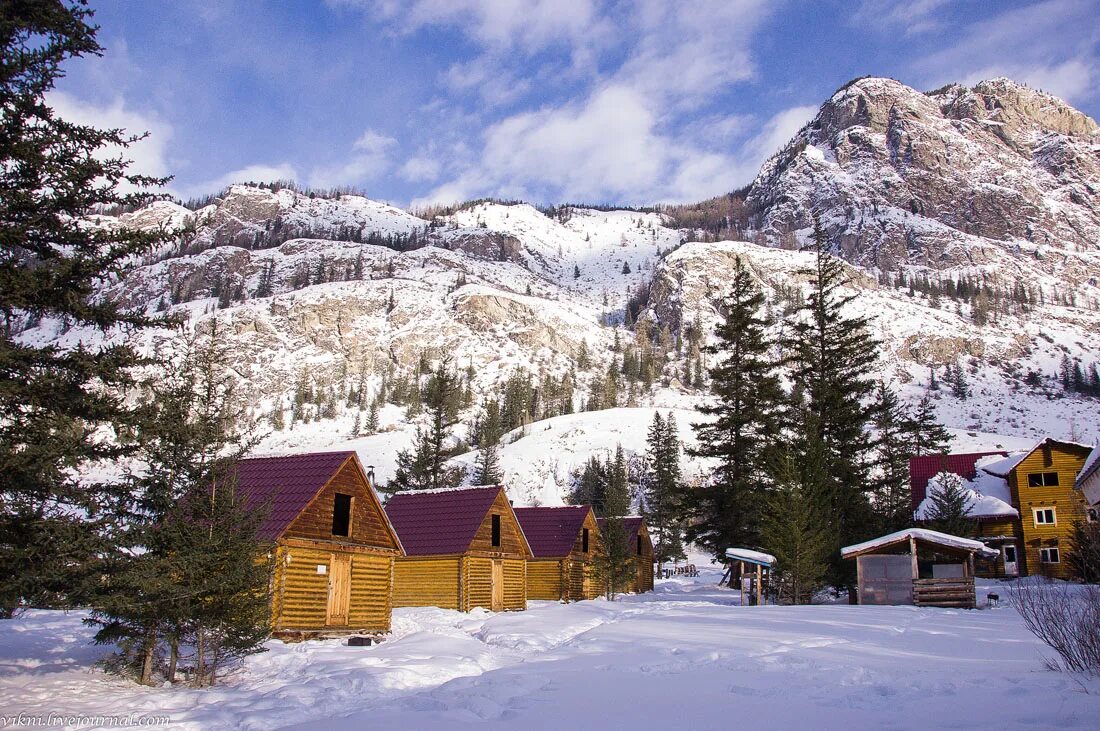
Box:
[756,563,763,607]
[856,556,864,606]
[909,536,919,580]
[966,553,974,579]
[739,561,745,606]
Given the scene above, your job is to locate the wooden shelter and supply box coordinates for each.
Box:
[597,516,655,594]
[385,486,533,612]
[514,506,603,601]
[236,451,404,638]
[842,528,1000,609]
[725,548,775,606]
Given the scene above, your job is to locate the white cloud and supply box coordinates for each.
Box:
[47,92,174,186]
[399,155,442,183]
[744,105,818,164]
[309,129,398,188]
[850,0,951,36]
[915,0,1098,105]
[184,163,299,198]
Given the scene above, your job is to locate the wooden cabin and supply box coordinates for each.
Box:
[235,451,403,638]
[385,486,532,612]
[597,516,655,594]
[514,506,604,601]
[843,528,1000,608]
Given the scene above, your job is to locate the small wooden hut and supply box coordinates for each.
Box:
[725,548,775,606]
[514,506,604,601]
[235,451,404,638]
[842,528,1000,608]
[385,486,532,612]
[597,516,655,594]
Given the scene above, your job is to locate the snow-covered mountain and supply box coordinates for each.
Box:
[23,77,1100,503]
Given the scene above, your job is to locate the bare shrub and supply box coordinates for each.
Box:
[1009,580,1100,674]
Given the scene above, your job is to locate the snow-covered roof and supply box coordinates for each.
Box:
[915,456,1019,521]
[725,548,776,567]
[1078,445,1100,506]
[842,528,1000,560]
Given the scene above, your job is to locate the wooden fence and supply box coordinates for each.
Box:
[912,577,976,609]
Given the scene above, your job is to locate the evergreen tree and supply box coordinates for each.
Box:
[905,396,952,456]
[568,455,608,513]
[363,398,379,435]
[87,322,270,686]
[1068,517,1100,583]
[871,383,914,533]
[925,470,972,537]
[783,218,879,593]
[949,360,969,400]
[573,264,580,279]
[643,412,684,571]
[1,3,176,614]
[595,445,634,600]
[689,256,782,561]
[473,400,503,485]
[390,359,463,492]
[761,453,831,605]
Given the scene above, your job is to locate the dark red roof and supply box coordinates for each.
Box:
[514,506,591,557]
[384,486,507,556]
[234,451,355,541]
[597,516,645,539]
[908,451,1007,513]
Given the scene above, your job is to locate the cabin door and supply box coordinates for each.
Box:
[491,559,504,611]
[326,553,351,626]
[1003,545,1019,577]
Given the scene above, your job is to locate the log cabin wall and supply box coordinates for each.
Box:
[634,523,655,593]
[392,556,462,609]
[468,491,529,556]
[527,559,564,600]
[271,545,394,632]
[282,459,400,550]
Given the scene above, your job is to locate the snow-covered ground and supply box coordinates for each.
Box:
[2,567,1097,730]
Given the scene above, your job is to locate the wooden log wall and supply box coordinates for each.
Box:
[392,556,461,610]
[464,557,493,611]
[913,577,976,608]
[526,559,564,600]
[347,553,394,631]
[274,546,331,629]
[503,559,526,610]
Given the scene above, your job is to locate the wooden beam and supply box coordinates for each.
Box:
[909,536,919,580]
[856,556,864,606]
[756,563,763,606]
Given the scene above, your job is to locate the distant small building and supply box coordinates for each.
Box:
[515,506,604,602]
[597,516,655,594]
[385,485,532,612]
[911,438,1094,579]
[842,528,1000,608]
[236,451,403,637]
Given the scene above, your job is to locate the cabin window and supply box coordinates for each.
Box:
[491,514,501,547]
[582,528,589,553]
[1040,547,1061,564]
[1033,507,1056,526]
[636,535,642,556]
[1027,472,1059,487]
[332,493,353,537]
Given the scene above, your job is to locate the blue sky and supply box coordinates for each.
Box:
[53,0,1100,207]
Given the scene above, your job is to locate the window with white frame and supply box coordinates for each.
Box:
[1039,547,1060,564]
[1033,507,1056,526]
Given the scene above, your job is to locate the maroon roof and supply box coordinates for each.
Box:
[514,506,591,557]
[385,486,508,556]
[908,452,1007,513]
[596,516,645,539]
[234,451,356,541]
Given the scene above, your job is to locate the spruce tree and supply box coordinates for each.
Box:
[364,398,379,435]
[871,383,914,533]
[0,0,175,614]
[390,359,463,492]
[473,400,503,485]
[925,470,972,538]
[783,218,879,592]
[643,411,684,571]
[596,445,634,600]
[689,256,782,561]
[761,453,830,605]
[568,455,608,513]
[905,396,952,456]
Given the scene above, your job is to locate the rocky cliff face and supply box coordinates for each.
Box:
[746,77,1100,282]
[22,77,1100,461]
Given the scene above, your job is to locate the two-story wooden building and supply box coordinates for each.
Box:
[236,451,404,637]
[385,486,532,612]
[514,506,603,601]
[911,438,1094,579]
